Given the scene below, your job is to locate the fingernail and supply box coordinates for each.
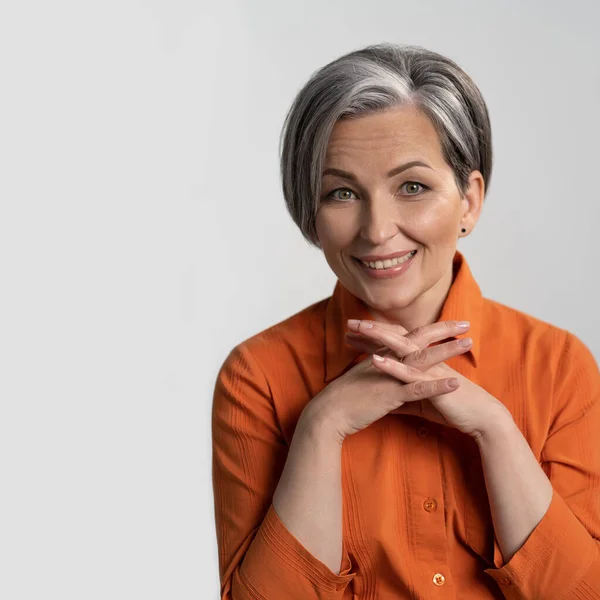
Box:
[447,378,460,389]
[348,319,373,329]
[372,354,385,362]
[458,337,473,348]
[457,321,470,329]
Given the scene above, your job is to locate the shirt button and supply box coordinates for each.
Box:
[417,426,428,438]
[423,498,438,512]
[433,573,445,586]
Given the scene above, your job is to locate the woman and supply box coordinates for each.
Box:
[211,43,600,599]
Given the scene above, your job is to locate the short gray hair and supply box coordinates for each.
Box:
[279,43,493,247]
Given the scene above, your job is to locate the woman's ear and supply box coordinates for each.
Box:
[460,170,485,235]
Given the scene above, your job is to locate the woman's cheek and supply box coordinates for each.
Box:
[410,197,459,238]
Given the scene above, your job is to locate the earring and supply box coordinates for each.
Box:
[461,228,466,234]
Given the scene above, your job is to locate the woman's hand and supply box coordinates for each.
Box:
[345,319,511,439]
[302,321,474,444]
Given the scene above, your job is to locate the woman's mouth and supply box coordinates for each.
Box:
[352,250,417,279]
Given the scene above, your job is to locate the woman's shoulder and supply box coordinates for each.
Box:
[481,296,597,368]
[220,295,331,376]
[483,295,560,333]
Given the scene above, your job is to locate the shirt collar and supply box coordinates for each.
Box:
[324,250,483,383]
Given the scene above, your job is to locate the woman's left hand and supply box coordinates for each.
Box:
[346,319,511,439]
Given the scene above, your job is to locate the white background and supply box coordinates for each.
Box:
[1,0,598,598]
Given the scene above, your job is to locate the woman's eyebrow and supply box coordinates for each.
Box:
[322,160,433,181]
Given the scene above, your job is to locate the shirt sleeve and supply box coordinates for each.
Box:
[212,343,357,600]
[484,331,600,598]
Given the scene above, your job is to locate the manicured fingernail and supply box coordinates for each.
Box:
[347,319,360,329]
[458,337,473,348]
[457,321,470,329]
[372,354,385,362]
[447,378,460,389]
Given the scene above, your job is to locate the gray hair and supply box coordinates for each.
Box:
[279,43,493,247]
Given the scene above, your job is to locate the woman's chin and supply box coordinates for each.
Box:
[367,294,416,314]
[348,281,415,312]
[336,273,416,309]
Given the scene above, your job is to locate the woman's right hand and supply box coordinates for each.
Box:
[302,321,472,444]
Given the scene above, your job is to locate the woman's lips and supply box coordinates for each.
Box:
[353,250,417,280]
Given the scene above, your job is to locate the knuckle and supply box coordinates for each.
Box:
[403,336,420,353]
[411,349,428,366]
[401,338,418,355]
[404,385,418,400]
[411,325,426,338]
[409,337,421,350]
[410,380,427,398]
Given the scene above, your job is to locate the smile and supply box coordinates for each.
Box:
[352,250,418,280]
[358,250,417,270]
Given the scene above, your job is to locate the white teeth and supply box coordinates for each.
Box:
[361,250,416,270]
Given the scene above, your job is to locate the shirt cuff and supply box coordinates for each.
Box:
[484,488,598,597]
[237,503,356,599]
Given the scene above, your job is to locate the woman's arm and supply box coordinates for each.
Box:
[212,343,356,600]
[474,415,553,565]
[477,331,600,597]
[272,410,345,575]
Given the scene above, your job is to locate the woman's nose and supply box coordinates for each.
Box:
[359,196,400,246]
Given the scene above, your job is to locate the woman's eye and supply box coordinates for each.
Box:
[401,181,427,195]
[327,188,357,201]
[325,182,428,201]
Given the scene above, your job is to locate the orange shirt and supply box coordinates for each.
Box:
[212,251,600,599]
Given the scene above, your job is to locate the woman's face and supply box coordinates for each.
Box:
[315,105,484,321]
